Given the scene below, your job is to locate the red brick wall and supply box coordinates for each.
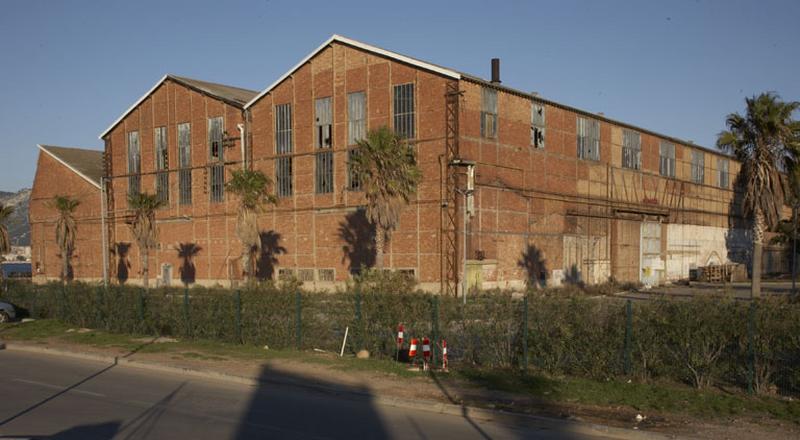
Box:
[30,151,102,282]
[104,79,246,286]
[248,42,448,287]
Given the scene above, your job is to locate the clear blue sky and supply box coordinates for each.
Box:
[1,0,798,191]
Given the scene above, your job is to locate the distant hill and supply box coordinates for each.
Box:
[0,189,31,246]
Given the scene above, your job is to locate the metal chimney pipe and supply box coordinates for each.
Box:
[491,58,501,84]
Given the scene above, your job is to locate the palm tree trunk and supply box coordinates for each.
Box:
[752,210,765,299]
[62,248,69,283]
[375,230,385,269]
[242,242,252,282]
[142,250,150,289]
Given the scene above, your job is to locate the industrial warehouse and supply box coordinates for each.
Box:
[29,35,789,293]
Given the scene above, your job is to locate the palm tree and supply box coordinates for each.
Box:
[717,92,800,298]
[50,196,80,283]
[128,192,164,289]
[225,169,277,283]
[0,203,13,285]
[350,127,422,268]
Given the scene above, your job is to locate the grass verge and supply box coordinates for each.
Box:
[2,319,798,424]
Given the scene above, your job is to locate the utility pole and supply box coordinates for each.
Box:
[793,202,798,298]
[100,177,109,288]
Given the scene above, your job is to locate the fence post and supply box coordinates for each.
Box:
[431,295,439,369]
[522,294,529,372]
[624,299,633,376]
[95,286,104,328]
[747,301,756,394]
[60,283,67,322]
[183,287,191,338]
[295,290,302,350]
[355,287,362,350]
[235,290,242,344]
[137,288,145,333]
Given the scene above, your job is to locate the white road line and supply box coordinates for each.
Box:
[12,378,106,398]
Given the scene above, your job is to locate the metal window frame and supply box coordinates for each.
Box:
[577,117,600,161]
[691,150,705,184]
[275,103,293,154]
[315,97,333,149]
[315,150,334,194]
[154,126,169,204]
[621,129,641,170]
[531,102,545,148]
[659,140,676,178]
[347,91,366,146]
[178,122,192,205]
[717,157,730,188]
[393,83,415,139]
[208,116,225,203]
[347,148,362,191]
[481,87,498,139]
[276,156,293,197]
[127,130,141,197]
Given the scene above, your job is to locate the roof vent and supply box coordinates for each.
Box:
[491,58,501,84]
[597,112,605,116]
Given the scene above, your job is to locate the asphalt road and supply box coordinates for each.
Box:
[0,350,618,440]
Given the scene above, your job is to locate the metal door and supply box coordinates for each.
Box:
[640,222,662,286]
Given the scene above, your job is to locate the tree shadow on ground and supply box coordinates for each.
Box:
[112,243,131,285]
[255,231,285,281]
[339,208,376,276]
[517,245,548,289]
[177,243,202,286]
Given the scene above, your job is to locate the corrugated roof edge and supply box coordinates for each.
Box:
[37,144,103,189]
[243,34,729,159]
[243,34,461,110]
[98,74,258,140]
[460,73,733,159]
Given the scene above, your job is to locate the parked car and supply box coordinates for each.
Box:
[0,301,16,322]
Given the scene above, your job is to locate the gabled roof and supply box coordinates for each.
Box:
[37,144,104,189]
[99,74,259,140]
[245,34,725,157]
[243,34,461,109]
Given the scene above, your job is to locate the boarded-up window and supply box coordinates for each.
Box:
[577,117,600,161]
[659,141,676,178]
[315,98,334,194]
[691,150,705,184]
[481,87,498,139]
[717,157,730,188]
[155,126,169,204]
[622,129,641,170]
[275,103,293,197]
[127,131,140,198]
[393,83,415,139]
[531,102,545,148]
[347,148,362,191]
[178,123,192,205]
[208,117,225,203]
[348,92,366,145]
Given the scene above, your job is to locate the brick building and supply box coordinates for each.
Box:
[100,75,257,286]
[34,35,783,291]
[30,145,104,282]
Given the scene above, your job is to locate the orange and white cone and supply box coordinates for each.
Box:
[409,338,418,367]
